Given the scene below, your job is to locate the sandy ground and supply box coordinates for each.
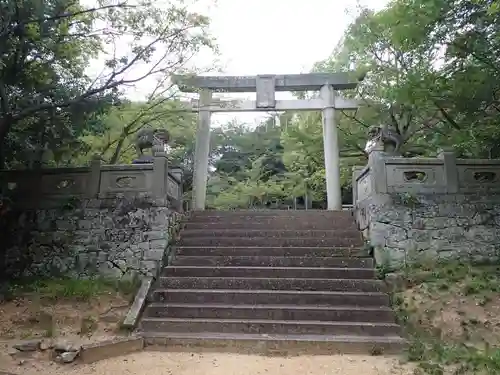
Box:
[1,352,414,375]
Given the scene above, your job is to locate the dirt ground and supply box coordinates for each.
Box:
[398,264,500,349]
[1,351,415,375]
[0,279,415,375]
[401,282,500,348]
[0,280,133,373]
[4,262,500,375]
[390,262,500,374]
[0,293,130,341]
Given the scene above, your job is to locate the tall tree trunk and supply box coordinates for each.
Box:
[0,115,13,170]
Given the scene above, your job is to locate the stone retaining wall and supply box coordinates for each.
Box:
[9,196,183,279]
[353,148,500,268]
[1,150,184,280]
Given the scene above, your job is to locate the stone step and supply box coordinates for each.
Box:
[151,289,390,306]
[180,229,361,239]
[189,210,355,218]
[140,317,401,336]
[159,277,386,292]
[177,237,363,248]
[183,221,358,230]
[172,256,374,268]
[162,266,375,279]
[143,332,406,355]
[176,247,370,257]
[144,303,396,323]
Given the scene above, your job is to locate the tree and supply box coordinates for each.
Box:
[313,0,499,159]
[0,0,216,167]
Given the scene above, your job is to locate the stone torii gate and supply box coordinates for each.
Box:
[173,73,362,211]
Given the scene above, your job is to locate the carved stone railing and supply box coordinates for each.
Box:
[353,147,500,268]
[1,150,183,209]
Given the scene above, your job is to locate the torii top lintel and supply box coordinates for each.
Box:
[172,72,363,93]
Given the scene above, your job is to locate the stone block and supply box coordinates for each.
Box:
[79,337,144,364]
[139,260,158,276]
[122,277,153,329]
[371,222,407,243]
[83,208,101,217]
[142,230,166,241]
[374,246,406,268]
[138,242,150,251]
[150,239,168,250]
[97,251,109,263]
[421,217,455,229]
[78,219,94,230]
[144,249,164,261]
[97,263,123,278]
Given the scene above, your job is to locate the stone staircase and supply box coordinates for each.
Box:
[139,210,406,354]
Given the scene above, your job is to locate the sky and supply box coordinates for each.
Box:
[116,0,390,126]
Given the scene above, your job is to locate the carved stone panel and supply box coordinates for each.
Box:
[99,170,152,195]
[385,165,445,192]
[41,172,88,196]
[457,166,500,191]
[167,175,180,199]
[356,172,372,202]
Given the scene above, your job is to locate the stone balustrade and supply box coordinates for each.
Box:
[353,147,500,268]
[2,150,182,209]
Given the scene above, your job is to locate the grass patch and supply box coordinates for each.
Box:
[391,260,500,374]
[4,277,140,302]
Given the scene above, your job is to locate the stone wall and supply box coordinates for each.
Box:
[1,150,184,280]
[6,195,184,279]
[353,148,500,268]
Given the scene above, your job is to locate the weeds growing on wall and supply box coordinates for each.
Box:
[390,260,500,374]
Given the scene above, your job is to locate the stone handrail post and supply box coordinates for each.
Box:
[367,145,388,194]
[437,149,459,193]
[87,154,102,198]
[169,166,184,210]
[152,145,168,200]
[351,166,365,208]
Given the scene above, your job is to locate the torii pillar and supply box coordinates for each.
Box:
[173,73,363,211]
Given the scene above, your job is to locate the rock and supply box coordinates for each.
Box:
[13,339,42,352]
[8,347,20,356]
[55,350,80,364]
[53,340,81,353]
[100,311,122,323]
[385,272,406,291]
[40,339,54,351]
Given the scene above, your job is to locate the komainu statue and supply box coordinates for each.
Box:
[134,127,170,159]
[364,124,403,155]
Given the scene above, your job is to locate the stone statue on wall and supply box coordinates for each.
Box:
[364,124,403,155]
[134,127,170,162]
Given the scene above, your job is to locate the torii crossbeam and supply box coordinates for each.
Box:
[173,73,363,211]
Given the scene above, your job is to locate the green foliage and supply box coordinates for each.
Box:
[0,0,217,168]
[75,100,197,165]
[2,0,500,209]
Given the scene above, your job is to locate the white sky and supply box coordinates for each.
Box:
[104,0,390,126]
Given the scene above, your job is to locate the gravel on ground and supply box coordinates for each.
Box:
[2,351,414,375]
